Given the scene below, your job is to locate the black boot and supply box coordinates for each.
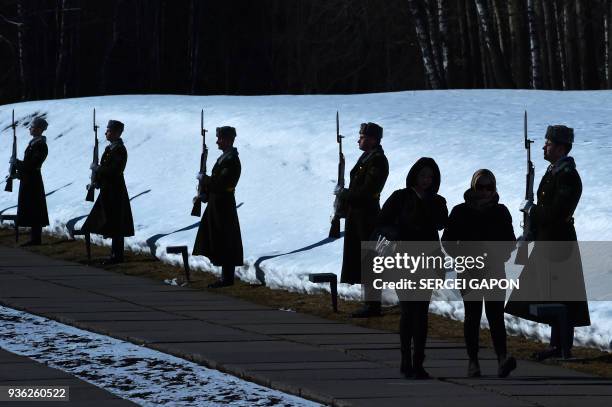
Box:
[532,347,563,361]
[207,280,233,288]
[110,236,125,263]
[22,226,42,246]
[400,353,413,378]
[497,355,517,378]
[413,354,430,380]
[350,301,381,318]
[468,358,481,377]
[208,266,235,288]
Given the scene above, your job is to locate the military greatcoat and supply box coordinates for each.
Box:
[193,147,244,267]
[340,145,389,284]
[82,139,134,238]
[16,136,49,227]
[505,156,590,327]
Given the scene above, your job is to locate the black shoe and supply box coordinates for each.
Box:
[532,347,562,361]
[208,280,233,288]
[101,257,123,265]
[468,359,481,377]
[413,366,430,380]
[400,357,413,378]
[20,240,41,247]
[498,356,517,378]
[350,304,382,318]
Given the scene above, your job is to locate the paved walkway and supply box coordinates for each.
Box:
[0,347,135,406]
[1,245,611,407]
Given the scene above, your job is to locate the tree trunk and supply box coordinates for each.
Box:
[575,0,587,88]
[527,0,542,89]
[188,0,201,94]
[563,0,578,89]
[16,0,27,100]
[607,0,612,87]
[407,0,441,89]
[491,0,510,60]
[55,0,69,98]
[541,0,559,89]
[508,0,528,88]
[474,0,512,87]
[553,0,567,89]
[534,0,550,89]
[437,0,450,86]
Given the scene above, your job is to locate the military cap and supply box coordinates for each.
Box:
[359,122,383,140]
[216,126,237,139]
[30,117,48,130]
[545,125,574,144]
[107,120,125,133]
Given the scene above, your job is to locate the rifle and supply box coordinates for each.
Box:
[85,108,99,202]
[329,111,346,238]
[515,110,534,265]
[191,109,208,217]
[4,110,17,192]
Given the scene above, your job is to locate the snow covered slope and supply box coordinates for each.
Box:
[1,90,611,349]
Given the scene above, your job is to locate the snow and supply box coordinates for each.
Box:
[1,90,611,349]
[0,306,321,407]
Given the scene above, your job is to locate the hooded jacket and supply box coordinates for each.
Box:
[377,157,448,242]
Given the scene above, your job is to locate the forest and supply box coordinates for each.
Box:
[0,0,610,104]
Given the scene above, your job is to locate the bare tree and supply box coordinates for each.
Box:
[474,0,512,87]
[553,0,567,89]
[541,0,559,89]
[16,0,27,100]
[563,0,578,89]
[508,0,528,88]
[527,0,542,88]
[607,0,612,87]
[407,0,442,88]
[437,0,450,85]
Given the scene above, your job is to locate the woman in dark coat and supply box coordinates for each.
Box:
[377,157,447,379]
[442,169,517,378]
[15,117,50,245]
[193,126,243,288]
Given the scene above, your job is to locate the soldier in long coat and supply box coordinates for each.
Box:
[82,120,134,264]
[193,126,243,288]
[505,125,590,360]
[336,122,389,317]
[14,117,50,245]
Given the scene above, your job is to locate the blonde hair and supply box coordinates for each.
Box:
[470,169,496,191]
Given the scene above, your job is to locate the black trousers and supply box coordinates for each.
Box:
[30,226,42,244]
[399,301,430,369]
[463,299,507,359]
[550,323,574,350]
[221,265,235,284]
[111,236,124,260]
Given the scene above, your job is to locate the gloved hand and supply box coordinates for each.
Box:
[334,186,348,201]
[9,157,15,165]
[519,199,535,215]
[90,163,99,171]
[196,172,205,181]
[375,234,396,257]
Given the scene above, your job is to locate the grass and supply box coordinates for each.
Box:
[1,227,610,378]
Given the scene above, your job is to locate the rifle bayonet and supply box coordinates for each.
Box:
[191,109,208,217]
[329,111,346,238]
[516,110,535,265]
[85,108,99,202]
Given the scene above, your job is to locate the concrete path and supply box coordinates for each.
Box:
[1,245,611,406]
[0,347,135,406]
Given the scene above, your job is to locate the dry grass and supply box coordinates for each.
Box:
[1,227,610,377]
